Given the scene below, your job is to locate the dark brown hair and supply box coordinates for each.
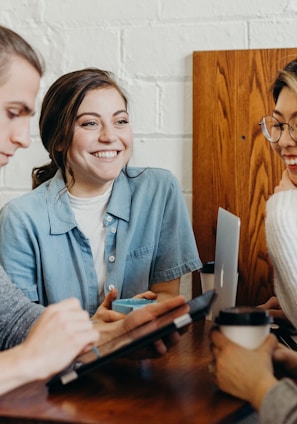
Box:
[32,68,128,189]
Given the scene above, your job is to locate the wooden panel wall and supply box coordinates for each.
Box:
[192,48,297,306]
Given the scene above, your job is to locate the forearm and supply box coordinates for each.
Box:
[150,279,180,302]
[0,345,42,395]
[0,266,43,349]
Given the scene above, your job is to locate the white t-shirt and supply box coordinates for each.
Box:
[68,184,113,302]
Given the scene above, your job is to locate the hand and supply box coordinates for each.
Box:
[95,295,188,357]
[123,294,188,357]
[209,328,278,411]
[95,289,158,323]
[273,343,297,379]
[21,298,99,380]
[257,296,292,324]
[94,288,126,322]
[274,169,297,193]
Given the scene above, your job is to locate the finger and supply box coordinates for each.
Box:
[209,328,240,352]
[100,288,118,309]
[266,310,287,320]
[98,309,126,322]
[133,291,157,300]
[145,295,186,316]
[257,296,279,309]
[46,297,82,314]
[153,339,167,355]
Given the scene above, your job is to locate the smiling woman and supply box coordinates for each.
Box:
[210,57,297,424]
[0,68,201,318]
[263,87,297,180]
[0,24,102,397]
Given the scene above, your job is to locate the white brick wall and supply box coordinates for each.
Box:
[1,0,297,299]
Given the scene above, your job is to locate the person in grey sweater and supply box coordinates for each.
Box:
[0,24,187,397]
[209,58,297,423]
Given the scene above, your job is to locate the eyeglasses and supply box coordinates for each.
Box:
[259,115,297,143]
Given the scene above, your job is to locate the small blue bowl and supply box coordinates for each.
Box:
[112,298,157,314]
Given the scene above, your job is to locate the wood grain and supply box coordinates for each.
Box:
[0,321,249,424]
[193,48,297,305]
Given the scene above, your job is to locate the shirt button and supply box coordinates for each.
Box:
[108,284,115,291]
[106,215,113,222]
[109,255,115,263]
[111,227,116,234]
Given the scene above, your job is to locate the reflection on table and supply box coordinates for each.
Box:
[0,320,256,424]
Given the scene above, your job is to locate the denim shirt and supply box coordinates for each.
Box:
[0,168,201,316]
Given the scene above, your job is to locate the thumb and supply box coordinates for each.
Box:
[102,288,118,308]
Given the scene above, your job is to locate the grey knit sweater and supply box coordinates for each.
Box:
[260,379,297,424]
[0,265,43,349]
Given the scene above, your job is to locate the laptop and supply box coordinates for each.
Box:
[211,207,241,320]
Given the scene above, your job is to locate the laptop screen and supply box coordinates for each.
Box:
[212,207,241,319]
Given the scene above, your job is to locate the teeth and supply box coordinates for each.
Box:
[285,157,297,165]
[93,151,117,158]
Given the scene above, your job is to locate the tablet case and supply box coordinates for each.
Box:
[47,289,216,392]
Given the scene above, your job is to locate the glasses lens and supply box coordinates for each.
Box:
[289,117,297,142]
[261,116,280,142]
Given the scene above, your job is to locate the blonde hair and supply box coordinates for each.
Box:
[272,58,297,102]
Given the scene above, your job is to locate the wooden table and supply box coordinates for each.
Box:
[0,320,255,424]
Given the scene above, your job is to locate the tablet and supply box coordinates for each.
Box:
[47,290,216,392]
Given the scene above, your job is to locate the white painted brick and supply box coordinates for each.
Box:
[249,19,297,48]
[162,0,289,19]
[160,81,192,135]
[42,0,158,24]
[131,137,192,192]
[123,80,158,133]
[38,27,120,76]
[124,23,247,78]
[3,141,49,189]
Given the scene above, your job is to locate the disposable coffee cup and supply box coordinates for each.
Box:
[200,261,215,293]
[199,262,215,320]
[215,306,272,349]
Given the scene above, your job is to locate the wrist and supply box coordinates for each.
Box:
[250,376,278,411]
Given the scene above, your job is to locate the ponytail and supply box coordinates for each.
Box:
[32,162,58,189]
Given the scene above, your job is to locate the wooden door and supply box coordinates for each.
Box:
[192,48,297,305]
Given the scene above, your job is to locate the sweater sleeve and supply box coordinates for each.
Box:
[265,190,297,329]
[260,379,297,424]
[0,266,43,349]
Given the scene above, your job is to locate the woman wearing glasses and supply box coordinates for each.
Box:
[209,58,297,423]
[258,59,297,326]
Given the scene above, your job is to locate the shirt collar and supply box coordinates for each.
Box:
[107,170,131,222]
